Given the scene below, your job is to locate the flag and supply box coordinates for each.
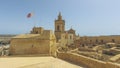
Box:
[27,13,33,18]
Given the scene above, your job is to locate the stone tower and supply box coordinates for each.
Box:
[55,12,65,42]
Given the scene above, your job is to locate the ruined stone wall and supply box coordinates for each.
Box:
[80,36,120,45]
[10,38,50,55]
[57,52,120,68]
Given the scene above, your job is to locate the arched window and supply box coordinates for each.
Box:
[82,44,84,47]
[101,39,104,43]
[36,31,38,34]
[57,25,60,31]
[90,40,92,42]
[96,39,98,43]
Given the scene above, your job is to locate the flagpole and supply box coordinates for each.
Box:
[34,20,36,27]
[33,11,35,27]
[27,12,35,27]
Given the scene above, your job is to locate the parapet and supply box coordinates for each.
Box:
[31,27,44,34]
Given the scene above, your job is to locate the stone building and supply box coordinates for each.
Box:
[54,12,65,42]
[67,28,76,37]
[10,27,56,56]
[60,32,74,47]
[75,35,120,48]
[54,12,76,47]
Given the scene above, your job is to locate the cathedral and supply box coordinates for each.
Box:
[54,12,78,47]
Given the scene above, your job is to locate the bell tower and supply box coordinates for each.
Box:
[55,12,65,42]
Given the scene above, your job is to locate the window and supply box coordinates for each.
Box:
[90,40,92,42]
[101,40,104,43]
[82,44,84,47]
[96,39,98,43]
[112,39,115,43]
[35,31,38,34]
[57,25,60,31]
[70,35,72,39]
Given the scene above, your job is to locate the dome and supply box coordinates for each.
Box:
[68,28,75,32]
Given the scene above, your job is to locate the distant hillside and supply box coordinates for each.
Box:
[0,34,16,37]
[0,35,17,41]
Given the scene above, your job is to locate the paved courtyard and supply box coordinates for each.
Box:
[0,57,85,68]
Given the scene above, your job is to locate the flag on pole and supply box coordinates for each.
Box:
[27,13,33,18]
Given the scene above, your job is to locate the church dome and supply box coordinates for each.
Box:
[68,28,75,32]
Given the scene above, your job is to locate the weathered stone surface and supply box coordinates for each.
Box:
[10,27,56,56]
[57,51,120,68]
[0,57,84,68]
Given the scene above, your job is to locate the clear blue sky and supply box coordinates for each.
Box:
[0,0,120,36]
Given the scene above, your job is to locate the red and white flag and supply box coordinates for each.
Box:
[27,13,33,18]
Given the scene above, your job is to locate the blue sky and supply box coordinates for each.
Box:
[0,0,120,36]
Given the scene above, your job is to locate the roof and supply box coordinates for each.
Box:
[13,34,40,38]
[69,28,75,31]
[12,30,55,40]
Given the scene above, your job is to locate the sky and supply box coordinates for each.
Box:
[0,0,120,36]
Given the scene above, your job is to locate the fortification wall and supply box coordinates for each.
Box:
[10,38,50,55]
[80,36,120,44]
[57,51,120,68]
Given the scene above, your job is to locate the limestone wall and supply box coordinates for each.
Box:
[10,38,50,55]
[106,62,120,68]
[80,36,120,44]
[57,51,120,68]
[50,38,57,56]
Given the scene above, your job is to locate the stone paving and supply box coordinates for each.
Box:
[0,57,85,68]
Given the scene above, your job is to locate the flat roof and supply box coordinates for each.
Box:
[13,34,40,38]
